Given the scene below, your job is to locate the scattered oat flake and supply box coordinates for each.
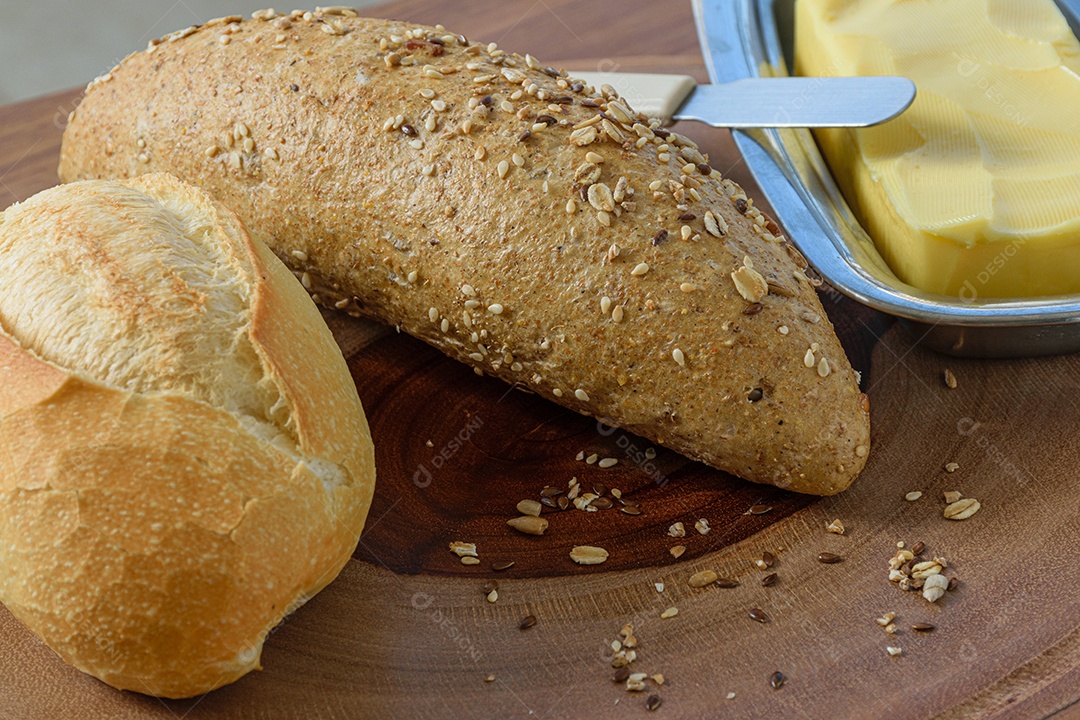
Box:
[449,541,478,557]
[694,518,711,535]
[905,491,923,502]
[670,545,686,559]
[943,490,962,504]
[876,612,896,627]
[461,556,481,565]
[886,646,903,657]
[660,607,679,619]
[944,498,980,520]
[485,674,496,683]
[923,574,949,602]
[726,692,736,700]
[944,369,957,389]
[826,518,845,535]
[654,582,665,593]
[944,462,960,473]
[668,522,686,538]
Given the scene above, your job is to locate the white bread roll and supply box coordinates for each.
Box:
[0,173,375,698]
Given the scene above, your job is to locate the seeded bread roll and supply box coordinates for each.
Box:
[0,174,375,698]
[59,10,869,494]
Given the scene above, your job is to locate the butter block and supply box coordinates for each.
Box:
[796,0,1080,298]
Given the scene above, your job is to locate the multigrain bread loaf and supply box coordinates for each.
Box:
[59,10,869,495]
[0,174,375,698]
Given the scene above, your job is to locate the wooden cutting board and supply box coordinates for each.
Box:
[1,2,1078,718]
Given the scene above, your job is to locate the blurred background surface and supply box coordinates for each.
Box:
[0,0,383,104]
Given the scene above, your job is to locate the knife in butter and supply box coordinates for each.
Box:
[567,71,915,128]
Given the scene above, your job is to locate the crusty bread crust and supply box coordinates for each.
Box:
[59,10,868,494]
[0,174,375,698]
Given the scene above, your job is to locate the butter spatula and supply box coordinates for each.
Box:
[568,71,915,128]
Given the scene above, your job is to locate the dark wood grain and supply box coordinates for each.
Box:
[351,330,817,578]
[0,1,1077,719]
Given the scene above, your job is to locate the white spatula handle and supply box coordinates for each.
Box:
[568,71,697,124]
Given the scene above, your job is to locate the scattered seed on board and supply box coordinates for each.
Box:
[660,607,679,619]
[762,573,777,587]
[670,545,686,559]
[911,541,925,555]
[826,519,845,535]
[748,505,773,516]
[716,577,740,588]
[519,615,537,630]
[944,369,957,389]
[646,695,662,711]
[905,491,923,501]
[945,462,960,473]
[492,560,515,571]
[517,499,542,517]
[944,490,962,503]
[598,458,618,468]
[507,516,548,535]
[749,608,770,623]
[570,546,609,565]
[817,552,843,564]
[886,646,903,657]
[460,556,480,565]
[770,671,786,689]
[912,623,935,632]
[486,589,498,603]
[689,570,718,588]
